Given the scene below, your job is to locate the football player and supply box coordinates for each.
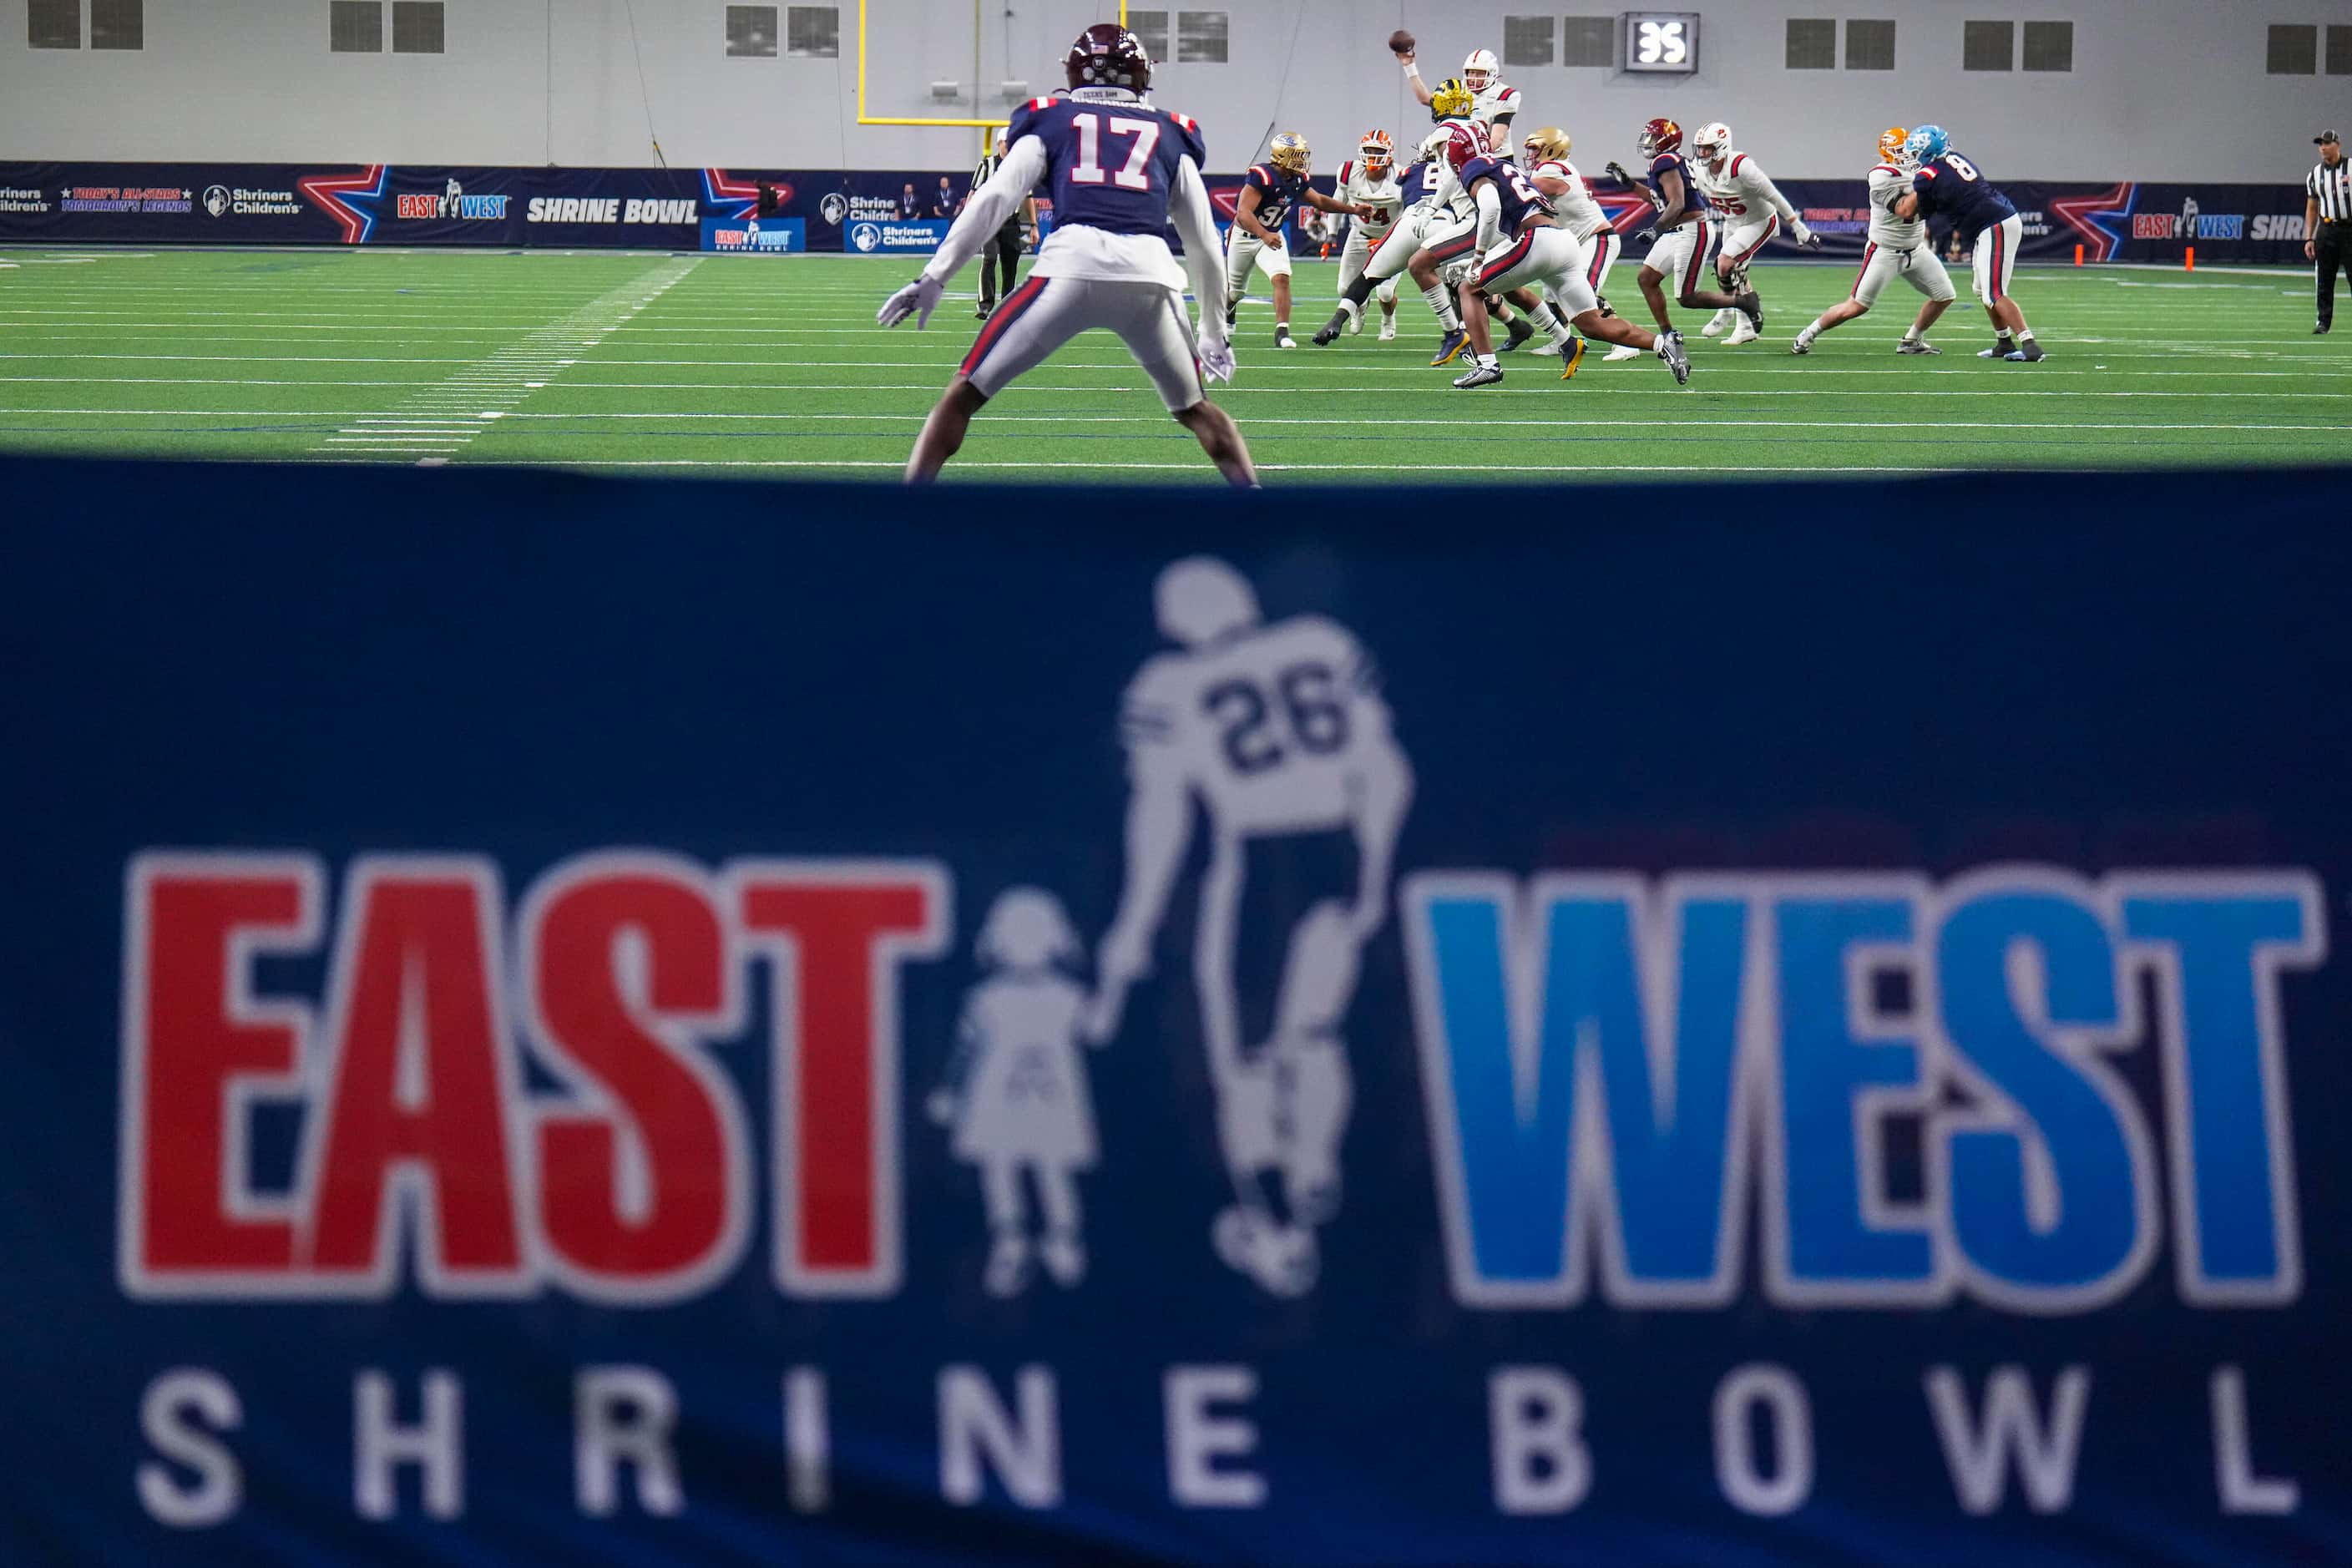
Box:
[1443,125,1691,389]
[1690,122,1818,343]
[1399,42,1522,149]
[1609,118,1759,349]
[1792,127,1958,356]
[1309,94,1486,355]
[1894,125,2044,361]
[1225,132,1376,349]
[879,24,1253,484]
[1332,130,1405,339]
[1520,127,1622,359]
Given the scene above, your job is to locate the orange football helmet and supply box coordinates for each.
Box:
[1360,129,1395,177]
[1878,125,1910,166]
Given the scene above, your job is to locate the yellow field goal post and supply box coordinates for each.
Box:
[857,0,1128,154]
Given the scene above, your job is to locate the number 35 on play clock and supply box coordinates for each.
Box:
[1622,11,1700,73]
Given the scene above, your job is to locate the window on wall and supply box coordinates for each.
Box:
[391,1,443,53]
[1560,15,1615,67]
[2267,23,2317,74]
[1176,12,1226,63]
[331,0,382,52]
[786,6,837,58]
[2330,23,2352,74]
[28,0,80,48]
[2021,19,2071,71]
[1963,18,2014,70]
[1503,16,1555,68]
[91,0,140,49]
[1785,18,1836,69]
[1844,18,1894,70]
[726,5,777,57]
[1126,9,1169,63]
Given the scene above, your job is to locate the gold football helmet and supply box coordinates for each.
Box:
[1522,126,1571,164]
[1268,132,1311,174]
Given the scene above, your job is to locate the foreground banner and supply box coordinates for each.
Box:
[3,459,2348,1565]
[0,163,2321,266]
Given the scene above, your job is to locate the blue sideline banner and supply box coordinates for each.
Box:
[0,164,2320,264]
[3,458,2349,1565]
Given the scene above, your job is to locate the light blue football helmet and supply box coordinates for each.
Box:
[1905,124,1950,164]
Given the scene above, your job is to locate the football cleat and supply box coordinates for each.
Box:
[975,302,992,320]
[1311,306,1352,346]
[1790,333,1813,356]
[1530,337,1562,357]
[1978,336,2016,358]
[1378,316,1396,341]
[1701,307,1736,337]
[1735,290,1764,331]
[2317,321,2332,335]
[1596,295,1617,320]
[1429,326,1469,365]
[1896,338,1941,355]
[1558,337,1587,379]
[2005,340,2046,362]
[1658,330,1692,385]
[1275,325,1296,349]
[1452,360,1505,389]
[1226,301,1239,328]
[1602,343,1645,361]
[1724,317,1759,346]
[1500,314,1536,352]
[1347,305,1363,336]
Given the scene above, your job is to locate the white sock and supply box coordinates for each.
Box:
[1478,352,1500,367]
[2016,327,2035,343]
[1899,323,1920,341]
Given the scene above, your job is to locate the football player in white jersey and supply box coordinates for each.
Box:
[1092,557,1414,1297]
[1332,129,1405,339]
[1689,122,1818,344]
[1399,40,1523,151]
[1792,127,1959,356]
[1309,93,1490,357]
[1519,127,1625,359]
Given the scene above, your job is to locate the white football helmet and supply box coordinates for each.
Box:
[1692,121,1732,163]
[1461,48,1499,92]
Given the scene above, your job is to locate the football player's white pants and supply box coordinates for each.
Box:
[1223,227,1292,302]
[1579,227,1623,300]
[1641,218,1719,298]
[1971,213,2023,306]
[1717,213,1780,276]
[1337,227,1400,305]
[1474,225,1600,317]
[1362,206,1457,284]
[963,275,1206,412]
[1850,240,1957,306]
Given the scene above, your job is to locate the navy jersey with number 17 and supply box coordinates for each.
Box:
[1005,94,1206,236]
[1457,153,1554,238]
[1909,150,2017,244]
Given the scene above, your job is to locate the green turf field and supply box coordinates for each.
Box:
[0,246,2337,482]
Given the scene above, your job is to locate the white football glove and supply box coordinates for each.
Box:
[1198,332,1236,385]
[877,274,943,329]
[1791,220,1822,250]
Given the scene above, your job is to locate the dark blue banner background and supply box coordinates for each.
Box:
[2,458,2347,1565]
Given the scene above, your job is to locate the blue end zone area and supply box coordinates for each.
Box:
[3,455,2349,1565]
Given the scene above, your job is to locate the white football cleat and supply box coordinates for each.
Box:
[1701,306,1737,338]
[1724,317,1760,346]
[1602,343,1644,362]
[1530,338,1563,357]
[1347,307,1363,336]
[1378,316,1396,341]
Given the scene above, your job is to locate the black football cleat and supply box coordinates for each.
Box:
[2316,321,2332,335]
[1500,314,1536,352]
[1978,336,2016,358]
[1225,301,1239,329]
[1275,325,1296,350]
[975,303,993,320]
[1312,310,1349,346]
[1735,290,1764,331]
[2004,340,2046,362]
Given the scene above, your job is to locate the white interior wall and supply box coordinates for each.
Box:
[0,0,2345,178]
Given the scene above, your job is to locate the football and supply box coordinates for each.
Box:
[1388,29,1414,56]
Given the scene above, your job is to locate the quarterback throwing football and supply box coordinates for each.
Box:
[878,24,1255,484]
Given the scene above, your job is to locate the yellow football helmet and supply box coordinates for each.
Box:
[1522,126,1571,164]
[1268,132,1312,174]
[1430,77,1474,120]
[1878,125,1910,166]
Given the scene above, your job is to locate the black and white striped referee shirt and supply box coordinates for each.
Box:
[2310,159,2351,222]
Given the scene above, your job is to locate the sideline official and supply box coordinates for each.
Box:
[2307,129,2349,334]
[968,129,1038,321]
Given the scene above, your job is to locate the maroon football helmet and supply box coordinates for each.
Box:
[1443,122,1481,171]
[1065,23,1151,93]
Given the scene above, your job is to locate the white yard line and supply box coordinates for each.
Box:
[307,255,701,463]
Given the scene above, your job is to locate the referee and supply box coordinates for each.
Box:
[2307,129,2349,335]
[969,129,1038,321]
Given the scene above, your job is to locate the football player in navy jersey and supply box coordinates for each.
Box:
[1443,126,1691,388]
[1606,118,1759,347]
[878,24,1255,485]
[1893,126,2044,361]
[1224,133,1377,348]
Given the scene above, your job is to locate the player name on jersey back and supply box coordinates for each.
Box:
[1008,92,1206,236]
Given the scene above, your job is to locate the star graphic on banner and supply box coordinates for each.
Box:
[2047,183,2136,263]
[704,170,792,221]
[297,166,390,245]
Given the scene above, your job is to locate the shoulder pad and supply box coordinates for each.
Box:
[1007,99,1050,142]
[1496,87,1520,104]
[1337,159,1353,185]
[1914,165,1938,182]
[1728,154,1748,176]
[1247,164,1272,187]
[1027,97,1057,112]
